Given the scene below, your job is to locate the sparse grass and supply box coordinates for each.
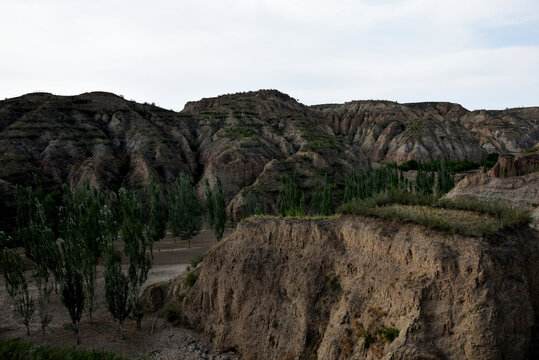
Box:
[338,191,531,237]
[0,339,127,360]
[244,214,340,222]
[189,253,204,268]
[523,145,538,153]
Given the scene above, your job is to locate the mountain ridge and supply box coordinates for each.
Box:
[0,89,537,230]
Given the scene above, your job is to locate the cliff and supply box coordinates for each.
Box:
[176,216,539,360]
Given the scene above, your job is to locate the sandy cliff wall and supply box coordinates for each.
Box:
[179,216,539,360]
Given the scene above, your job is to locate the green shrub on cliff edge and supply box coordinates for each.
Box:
[338,190,532,237]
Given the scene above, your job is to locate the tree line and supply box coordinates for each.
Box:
[0,173,227,343]
[274,159,456,217]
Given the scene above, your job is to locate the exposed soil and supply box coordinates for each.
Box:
[0,229,238,360]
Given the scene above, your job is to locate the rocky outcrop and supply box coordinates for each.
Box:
[459,108,539,154]
[313,101,487,163]
[446,151,539,230]
[488,151,539,178]
[177,216,539,360]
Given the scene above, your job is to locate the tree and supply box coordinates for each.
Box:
[104,248,132,339]
[167,173,204,248]
[119,187,152,329]
[61,182,107,323]
[146,176,166,244]
[14,282,35,336]
[205,179,215,227]
[244,191,263,217]
[0,244,35,336]
[60,263,85,345]
[214,177,226,242]
[310,175,334,216]
[277,171,304,216]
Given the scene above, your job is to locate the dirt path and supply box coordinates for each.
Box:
[0,229,238,360]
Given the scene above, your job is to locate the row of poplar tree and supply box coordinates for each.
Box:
[0,173,227,343]
[276,159,455,216]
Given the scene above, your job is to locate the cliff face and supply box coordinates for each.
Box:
[460,108,539,154]
[180,217,539,360]
[313,101,487,163]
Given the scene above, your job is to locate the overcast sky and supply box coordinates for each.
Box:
[1,0,538,111]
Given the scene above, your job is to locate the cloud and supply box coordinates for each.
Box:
[0,0,537,110]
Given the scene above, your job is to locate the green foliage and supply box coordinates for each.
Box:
[60,263,85,344]
[119,188,152,329]
[376,327,399,342]
[338,190,532,237]
[0,246,25,299]
[146,176,166,243]
[184,271,199,287]
[524,145,538,153]
[214,177,227,242]
[0,339,127,360]
[189,253,204,268]
[223,126,258,138]
[205,179,215,227]
[167,173,204,247]
[359,331,374,349]
[344,166,406,202]
[104,248,132,339]
[309,174,335,216]
[277,172,305,216]
[1,244,35,337]
[435,158,454,195]
[14,283,35,336]
[244,191,263,217]
[398,153,499,172]
[60,182,112,324]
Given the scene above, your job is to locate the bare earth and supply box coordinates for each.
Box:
[0,229,238,360]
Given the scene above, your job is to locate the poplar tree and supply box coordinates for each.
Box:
[214,177,226,242]
[277,171,304,216]
[167,173,204,248]
[104,247,132,339]
[60,262,85,344]
[146,176,166,244]
[0,243,35,336]
[119,187,152,329]
[205,179,215,227]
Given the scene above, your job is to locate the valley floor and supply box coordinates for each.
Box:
[0,229,238,360]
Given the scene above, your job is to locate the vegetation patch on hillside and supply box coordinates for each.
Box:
[397,153,499,172]
[339,191,531,237]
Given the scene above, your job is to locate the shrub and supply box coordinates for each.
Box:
[189,254,204,268]
[377,327,399,342]
[184,272,199,287]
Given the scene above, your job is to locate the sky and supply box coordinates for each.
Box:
[1,0,538,111]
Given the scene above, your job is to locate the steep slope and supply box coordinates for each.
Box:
[312,101,487,163]
[460,108,539,153]
[1,90,538,229]
[176,216,539,360]
[0,92,198,230]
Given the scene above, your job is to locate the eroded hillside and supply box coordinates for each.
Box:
[174,216,538,360]
[0,90,538,229]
